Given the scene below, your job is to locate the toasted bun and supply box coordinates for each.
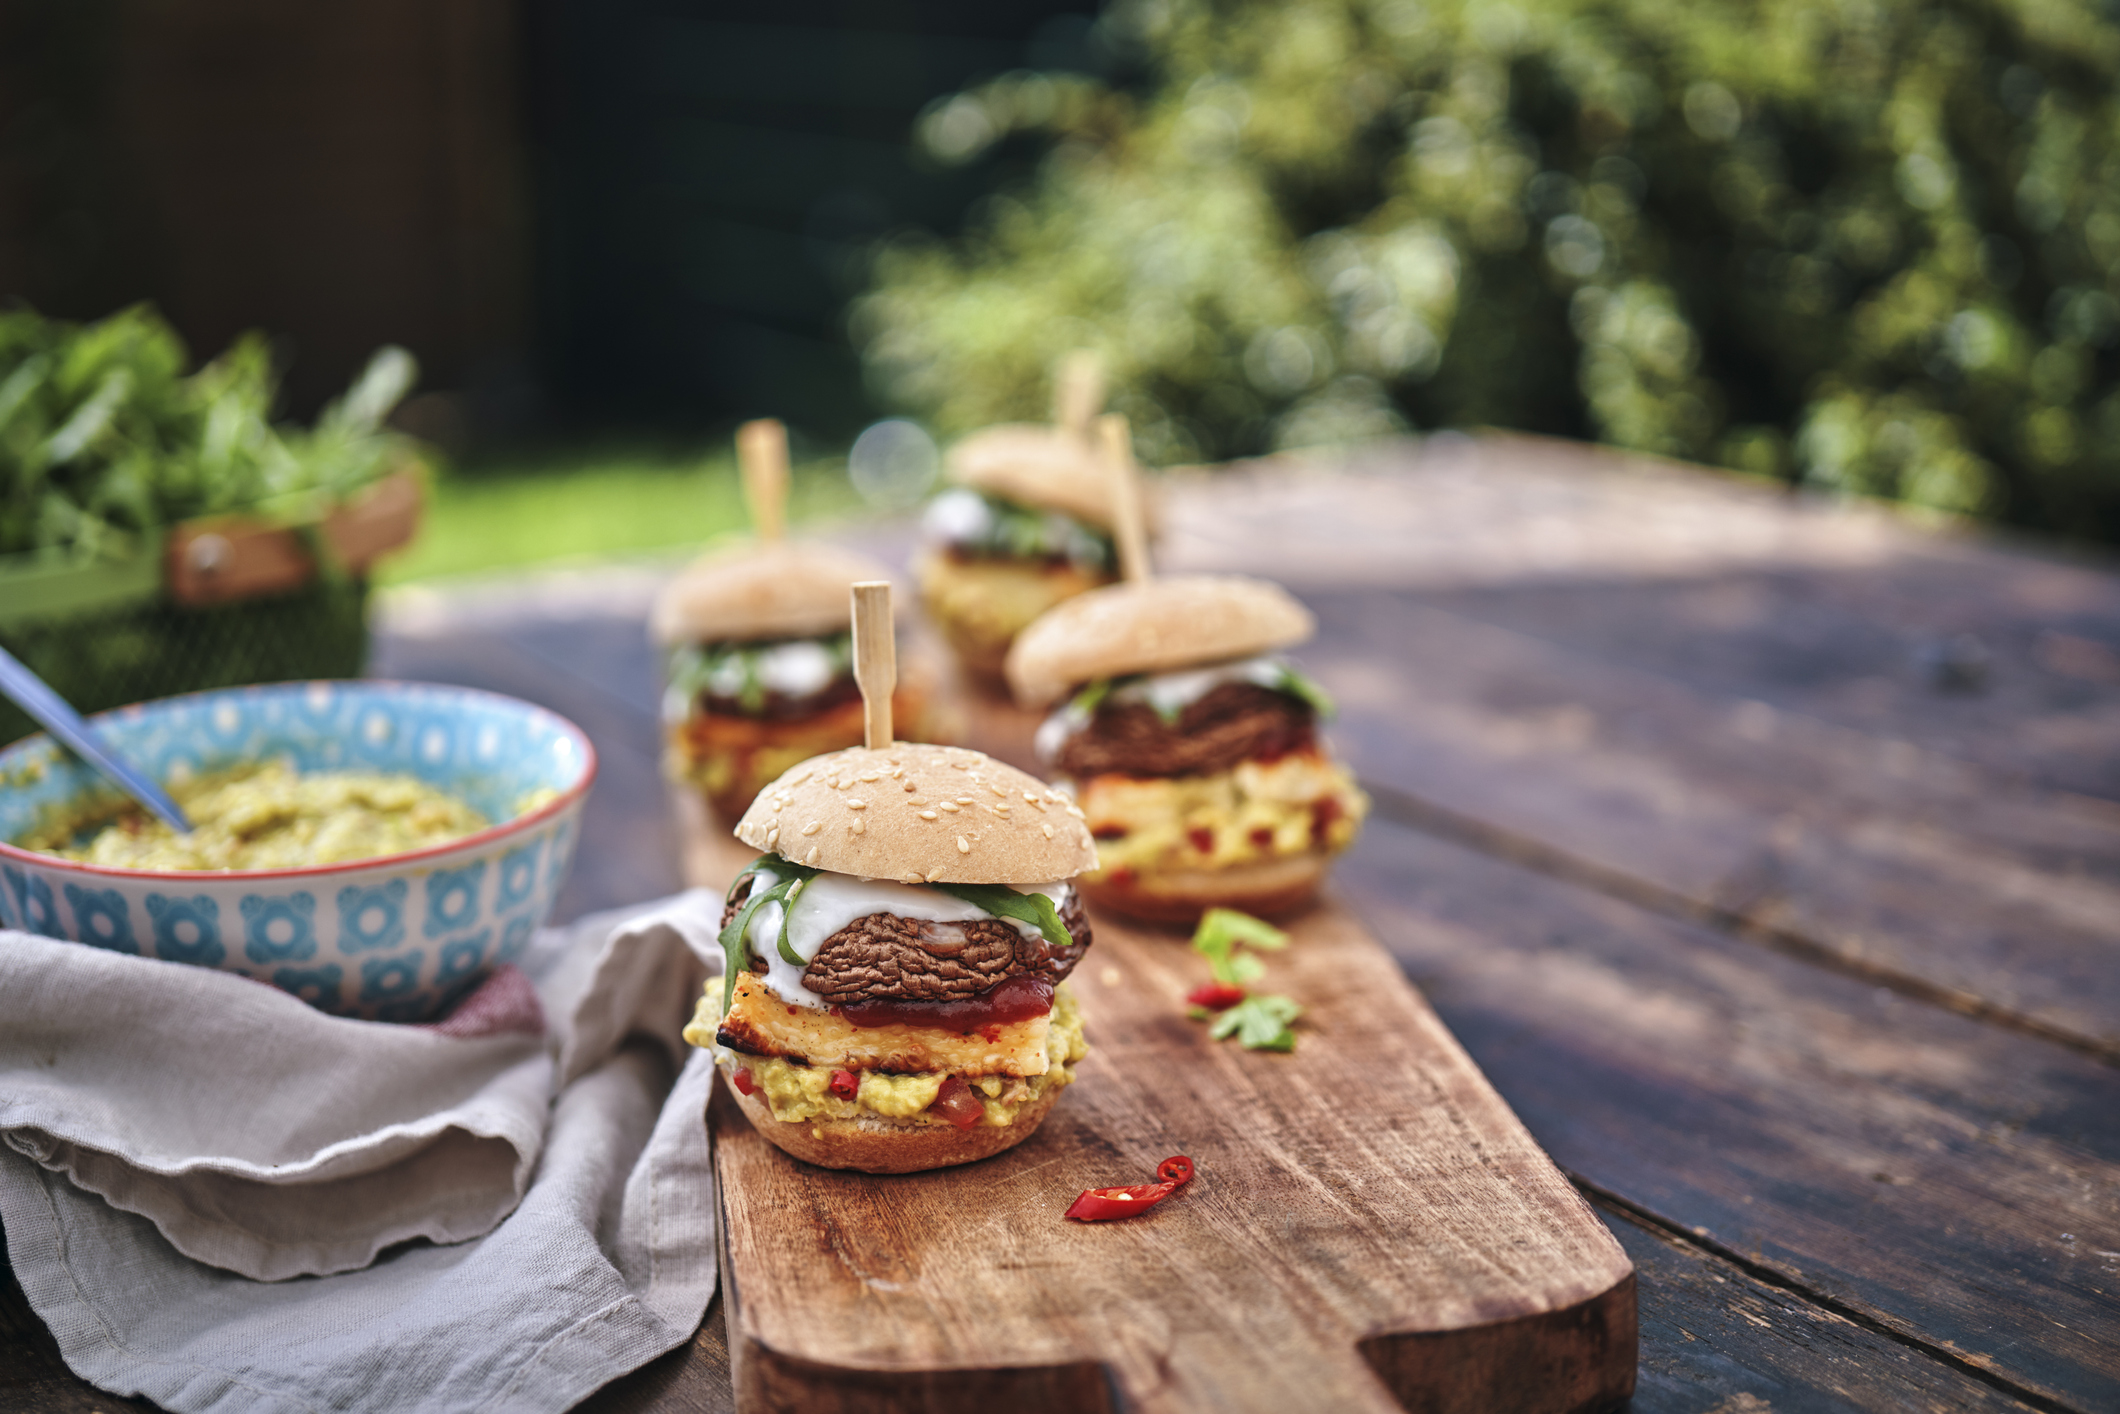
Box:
[1081,850,1331,924]
[724,1070,1062,1172]
[946,425,1116,529]
[651,540,899,645]
[915,549,1114,684]
[1005,575,1317,708]
[734,742,1098,882]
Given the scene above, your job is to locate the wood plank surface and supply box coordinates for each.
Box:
[1598,1200,2044,1414]
[1335,815,2120,1412]
[707,896,1635,1414]
[1303,598,2120,1057]
[1151,438,2120,1058]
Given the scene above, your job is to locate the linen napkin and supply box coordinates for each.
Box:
[0,889,727,1414]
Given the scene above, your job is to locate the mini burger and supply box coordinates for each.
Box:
[654,422,948,821]
[683,743,1099,1172]
[915,354,1134,682]
[683,580,1101,1173]
[1005,574,1369,923]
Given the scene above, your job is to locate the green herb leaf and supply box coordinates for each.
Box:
[1272,663,1337,720]
[1068,678,1113,717]
[926,881,1073,951]
[1230,994,1302,1051]
[716,855,819,1005]
[775,877,810,965]
[1192,906,1290,982]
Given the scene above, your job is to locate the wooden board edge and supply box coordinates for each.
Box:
[1356,1269,1638,1414]
[714,1080,1121,1414]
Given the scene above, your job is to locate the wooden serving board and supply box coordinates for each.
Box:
[674,692,1636,1413]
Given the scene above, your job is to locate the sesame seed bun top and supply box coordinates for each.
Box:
[733,742,1098,883]
[945,426,1119,531]
[1004,574,1317,708]
[651,540,900,645]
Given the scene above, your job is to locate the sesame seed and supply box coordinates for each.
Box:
[956,796,975,805]
[990,783,1009,797]
[949,760,970,770]
[766,826,780,847]
[938,801,960,813]
[806,847,821,865]
[790,771,811,786]
[990,803,1010,815]
[801,821,822,836]
[899,872,923,884]
[847,799,867,810]
[851,817,866,835]
[1041,823,1054,838]
[1023,792,1039,804]
[772,799,786,812]
[903,780,917,792]
[956,836,971,853]
[859,772,879,783]
[919,810,938,820]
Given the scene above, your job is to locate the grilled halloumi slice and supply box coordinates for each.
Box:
[708,972,1052,1078]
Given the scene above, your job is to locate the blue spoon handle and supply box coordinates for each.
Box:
[0,645,192,834]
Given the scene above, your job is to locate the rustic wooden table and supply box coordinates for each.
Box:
[7,434,2118,1411]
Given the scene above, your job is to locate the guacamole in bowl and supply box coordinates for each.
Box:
[0,681,596,1022]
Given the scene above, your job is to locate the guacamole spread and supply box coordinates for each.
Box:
[22,762,490,871]
[684,982,1090,1128]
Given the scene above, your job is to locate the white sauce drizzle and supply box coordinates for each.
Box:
[756,639,838,698]
[743,865,1073,1011]
[1034,654,1288,763]
[922,487,993,544]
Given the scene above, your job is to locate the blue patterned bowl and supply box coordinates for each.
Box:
[0,681,595,1022]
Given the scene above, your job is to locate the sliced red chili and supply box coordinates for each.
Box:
[930,1074,985,1131]
[1066,1184,1174,1221]
[1066,1155,1196,1222]
[729,1067,757,1096]
[1250,826,1275,848]
[1310,796,1343,845]
[1186,983,1247,1011]
[827,1068,859,1101]
[1187,826,1215,853]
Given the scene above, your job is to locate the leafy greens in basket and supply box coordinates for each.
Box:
[0,304,417,561]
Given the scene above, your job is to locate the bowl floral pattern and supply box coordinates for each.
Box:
[0,681,595,1022]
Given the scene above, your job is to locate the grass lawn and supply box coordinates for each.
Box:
[378,444,866,584]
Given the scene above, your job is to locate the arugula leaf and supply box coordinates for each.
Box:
[775,876,811,965]
[1067,678,1113,717]
[1209,993,1302,1051]
[926,881,1073,951]
[716,856,819,1005]
[1272,663,1338,719]
[1192,907,1289,983]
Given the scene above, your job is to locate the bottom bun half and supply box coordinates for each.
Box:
[722,1071,1065,1174]
[1080,849,1332,925]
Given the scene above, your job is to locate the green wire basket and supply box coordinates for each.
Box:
[0,471,418,747]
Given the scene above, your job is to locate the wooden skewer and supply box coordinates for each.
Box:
[851,581,895,750]
[1098,413,1151,583]
[736,418,790,541]
[1053,350,1106,442]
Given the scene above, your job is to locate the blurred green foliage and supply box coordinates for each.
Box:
[0,304,416,560]
[857,0,2120,539]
